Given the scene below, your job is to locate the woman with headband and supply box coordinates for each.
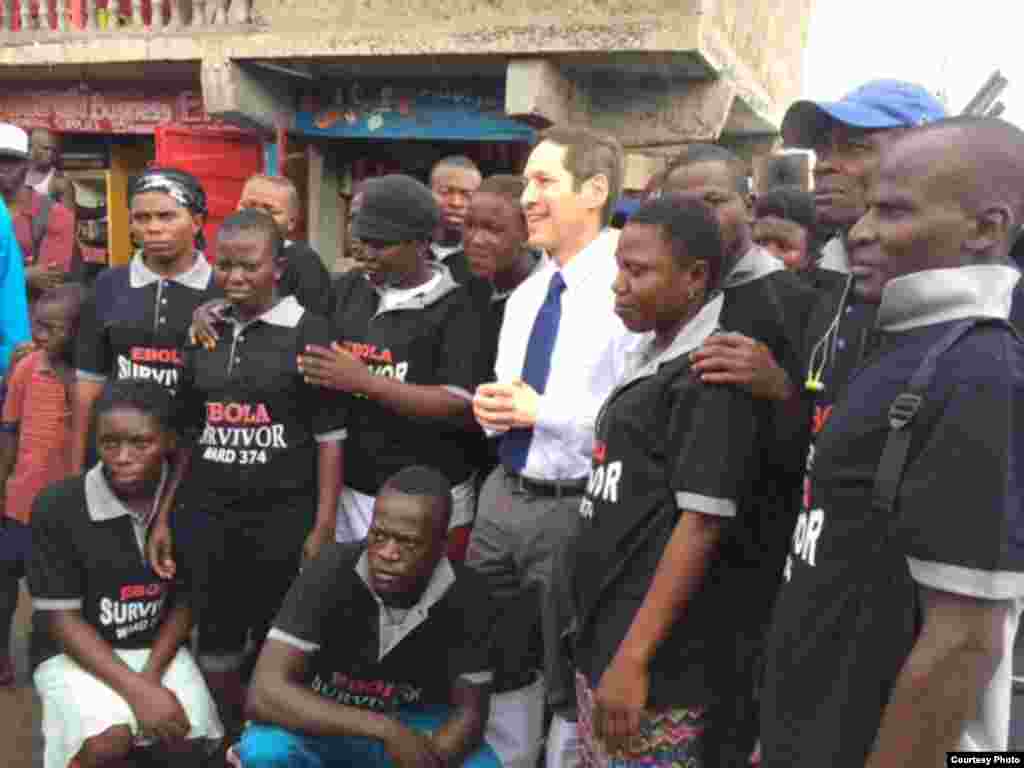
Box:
[71,168,222,473]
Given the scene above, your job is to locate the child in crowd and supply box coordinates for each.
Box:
[0,283,84,686]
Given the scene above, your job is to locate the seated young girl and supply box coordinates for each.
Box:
[28,379,223,768]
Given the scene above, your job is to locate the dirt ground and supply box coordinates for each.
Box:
[2,583,41,768]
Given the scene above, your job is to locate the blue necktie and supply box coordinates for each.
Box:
[500,272,566,473]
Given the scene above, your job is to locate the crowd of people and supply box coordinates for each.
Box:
[0,75,1023,768]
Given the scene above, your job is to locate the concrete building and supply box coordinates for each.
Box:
[0,0,814,265]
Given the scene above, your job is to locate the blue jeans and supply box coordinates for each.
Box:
[239,706,503,768]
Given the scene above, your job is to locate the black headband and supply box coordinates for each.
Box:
[130,170,208,217]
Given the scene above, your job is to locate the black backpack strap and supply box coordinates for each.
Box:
[31,193,54,265]
[872,317,1018,517]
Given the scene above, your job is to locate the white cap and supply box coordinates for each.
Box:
[0,124,29,160]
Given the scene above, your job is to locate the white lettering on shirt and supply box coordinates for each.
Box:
[116,355,180,388]
[368,361,409,381]
[790,508,825,570]
[198,401,287,464]
[586,460,622,504]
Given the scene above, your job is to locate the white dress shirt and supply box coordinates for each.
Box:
[493,228,637,481]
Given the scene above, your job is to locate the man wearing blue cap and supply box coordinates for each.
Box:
[783,79,948,274]
[693,80,948,450]
[763,115,1024,768]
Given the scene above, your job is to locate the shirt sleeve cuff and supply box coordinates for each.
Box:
[314,428,348,443]
[458,670,494,685]
[443,385,475,403]
[33,597,82,611]
[675,492,736,518]
[907,557,1024,601]
[74,369,107,384]
[267,627,320,653]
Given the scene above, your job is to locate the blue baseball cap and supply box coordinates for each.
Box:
[782,79,947,149]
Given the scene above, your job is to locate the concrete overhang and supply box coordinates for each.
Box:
[0,7,793,141]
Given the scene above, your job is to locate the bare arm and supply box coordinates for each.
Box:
[247,638,401,741]
[595,510,723,748]
[299,344,474,424]
[140,599,193,684]
[50,609,190,742]
[865,586,1010,768]
[431,679,491,767]
[303,441,343,565]
[147,446,193,580]
[361,375,473,424]
[70,378,104,473]
[690,333,795,402]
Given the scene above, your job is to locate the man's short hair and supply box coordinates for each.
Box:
[664,144,748,196]
[540,126,624,227]
[906,116,1024,230]
[244,173,300,216]
[380,465,453,531]
[218,208,285,263]
[430,156,482,183]
[630,195,726,293]
[476,174,527,206]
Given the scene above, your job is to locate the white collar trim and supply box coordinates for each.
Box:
[129,252,211,290]
[85,462,169,526]
[623,293,724,383]
[229,295,305,329]
[722,244,784,289]
[877,265,1020,332]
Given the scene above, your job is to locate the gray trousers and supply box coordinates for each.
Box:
[467,466,581,715]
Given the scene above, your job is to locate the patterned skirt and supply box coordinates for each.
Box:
[576,671,707,768]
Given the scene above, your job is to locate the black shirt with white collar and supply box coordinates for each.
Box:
[76,253,222,394]
[268,541,494,711]
[177,296,350,508]
[28,464,201,668]
[328,265,490,494]
[572,295,761,709]
[763,266,1024,766]
[718,246,819,611]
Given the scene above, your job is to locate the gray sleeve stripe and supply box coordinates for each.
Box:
[266,628,320,653]
[675,492,736,518]
[74,370,108,383]
[314,428,348,443]
[907,557,1024,600]
[458,671,494,685]
[33,598,82,611]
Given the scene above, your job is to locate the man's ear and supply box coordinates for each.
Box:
[965,205,1013,258]
[581,173,610,213]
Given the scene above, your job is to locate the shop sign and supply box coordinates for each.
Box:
[296,79,534,142]
[0,86,238,134]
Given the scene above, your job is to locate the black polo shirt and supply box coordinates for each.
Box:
[268,541,494,711]
[76,254,221,394]
[328,265,490,493]
[572,295,760,709]
[763,267,1024,767]
[718,247,819,608]
[177,296,349,508]
[281,240,333,317]
[28,465,201,668]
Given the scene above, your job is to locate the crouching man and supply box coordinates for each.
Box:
[239,465,501,768]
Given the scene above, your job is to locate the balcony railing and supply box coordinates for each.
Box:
[1,0,253,34]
